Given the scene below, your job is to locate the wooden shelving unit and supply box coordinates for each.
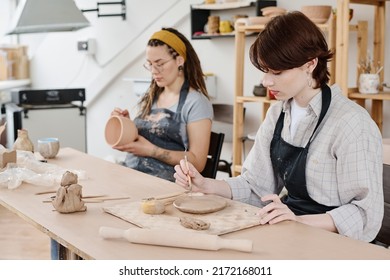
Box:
[336,0,390,132]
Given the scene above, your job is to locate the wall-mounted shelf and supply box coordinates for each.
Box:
[190,0,276,40]
[349,92,390,101]
[0,79,31,91]
[193,1,257,10]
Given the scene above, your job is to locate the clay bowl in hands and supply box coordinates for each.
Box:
[301,5,332,24]
[104,115,138,146]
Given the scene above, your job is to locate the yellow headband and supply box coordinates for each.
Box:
[149,30,187,61]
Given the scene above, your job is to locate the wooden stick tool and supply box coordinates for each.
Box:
[184,148,192,193]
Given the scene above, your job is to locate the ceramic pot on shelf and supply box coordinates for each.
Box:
[207,16,220,34]
[253,84,267,97]
[219,20,233,34]
[358,73,380,94]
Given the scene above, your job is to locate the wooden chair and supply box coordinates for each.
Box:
[374,163,390,247]
[200,131,225,179]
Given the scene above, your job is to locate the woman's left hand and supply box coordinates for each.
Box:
[257,194,297,225]
[114,135,155,157]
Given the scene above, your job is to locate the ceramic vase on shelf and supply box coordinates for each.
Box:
[207,16,220,34]
[12,129,34,152]
[219,20,233,34]
[358,73,380,94]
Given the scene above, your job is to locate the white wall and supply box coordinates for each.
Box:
[1,0,389,162]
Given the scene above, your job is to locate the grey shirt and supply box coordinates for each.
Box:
[226,84,383,242]
[151,90,213,147]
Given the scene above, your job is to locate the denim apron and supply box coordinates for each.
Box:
[270,85,337,215]
[125,80,189,182]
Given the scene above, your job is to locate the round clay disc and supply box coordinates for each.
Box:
[173,195,227,214]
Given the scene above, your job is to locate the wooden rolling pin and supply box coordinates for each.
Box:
[99,226,253,253]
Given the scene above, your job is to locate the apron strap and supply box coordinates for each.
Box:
[176,80,189,114]
[272,84,331,146]
[307,84,331,146]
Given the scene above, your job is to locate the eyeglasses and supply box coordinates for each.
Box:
[143,58,174,73]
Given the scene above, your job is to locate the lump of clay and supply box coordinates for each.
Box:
[61,171,78,186]
[179,217,210,230]
[52,171,86,213]
[0,149,16,168]
[141,199,165,215]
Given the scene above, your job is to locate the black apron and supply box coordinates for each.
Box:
[124,80,189,182]
[270,85,337,215]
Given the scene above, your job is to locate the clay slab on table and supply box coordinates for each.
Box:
[103,196,262,235]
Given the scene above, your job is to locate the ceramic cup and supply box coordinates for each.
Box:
[359,73,380,94]
[253,84,267,96]
[104,115,138,146]
[219,20,233,33]
[37,138,60,159]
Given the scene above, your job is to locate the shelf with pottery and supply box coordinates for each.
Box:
[193,1,256,10]
[349,92,390,101]
[335,0,389,132]
[190,0,276,39]
[237,22,331,32]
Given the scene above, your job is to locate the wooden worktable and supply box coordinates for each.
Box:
[0,148,389,260]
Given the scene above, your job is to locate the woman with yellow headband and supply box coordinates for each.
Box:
[111,27,213,182]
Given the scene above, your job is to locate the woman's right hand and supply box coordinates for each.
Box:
[111,107,130,118]
[174,159,206,193]
[174,160,233,199]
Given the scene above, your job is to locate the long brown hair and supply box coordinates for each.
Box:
[249,11,333,89]
[138,27,208,118]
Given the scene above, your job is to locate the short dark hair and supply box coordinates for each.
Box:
[249,11,333,89]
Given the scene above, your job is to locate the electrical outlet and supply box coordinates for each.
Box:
[77,39,96,55]
[77,41,88,51]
